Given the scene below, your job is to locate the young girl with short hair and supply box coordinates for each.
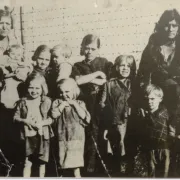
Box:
[51,78,90,177]
[14,74,53,177]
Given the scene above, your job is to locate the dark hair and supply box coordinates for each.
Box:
[114,55,136,80]
[32,45,51,61]
[80,34,100,56]
[155,9,180,35]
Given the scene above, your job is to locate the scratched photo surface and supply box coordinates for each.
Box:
[0,0,180,178]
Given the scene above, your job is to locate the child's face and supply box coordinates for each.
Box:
[51,50,65,66]
[59,84,74,101]
[9,48,23,61]
[84,41,99,61]
[36,51,51,70]
[27,80,42,99]
[146,92,162,112]
[116,60,131,78]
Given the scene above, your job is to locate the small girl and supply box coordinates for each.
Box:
[14,74,53,177]
[30,45,52,96]
[51,78,90,177]
[100,55,136,173]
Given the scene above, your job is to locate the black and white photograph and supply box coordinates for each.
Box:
[0,0,180,178]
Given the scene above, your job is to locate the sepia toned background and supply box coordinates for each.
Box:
[0,0,180,67]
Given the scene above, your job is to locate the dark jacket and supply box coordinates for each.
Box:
[138,33,180,87]
[14,96,54,140]
[100,78,131,128]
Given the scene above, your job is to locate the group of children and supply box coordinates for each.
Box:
[0,34,178,178]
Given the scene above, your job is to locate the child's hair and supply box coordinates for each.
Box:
[32,45,51,61]
[25,73,48,96]
[80,34,100,56]
[144,84,164,99]
[51,44,72,59]
[57,78,80,99]
[114,55,136,79]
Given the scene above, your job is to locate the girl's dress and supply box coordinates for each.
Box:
[51,99,90,169]
[14,96,54,162]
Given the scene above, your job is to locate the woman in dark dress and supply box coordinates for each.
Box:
[138,9,180,176]
[73,34,113,176]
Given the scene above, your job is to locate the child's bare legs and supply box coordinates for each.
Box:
[74,168,81,177]
[39,164,46,177]
[23,157,32,177]
[117,123,127,156]
[163,149,170,178]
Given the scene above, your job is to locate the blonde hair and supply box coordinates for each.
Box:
[114,55,136,79]
[25,73,48,96]
[57,78,80,99]
[144,84,163,99]
[51,43,72,59]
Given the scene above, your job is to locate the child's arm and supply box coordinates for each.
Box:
[14,103,33,128]
[15,64,33,81]
[51,99,69,119]
[41,117,53,126]
[67,100,90,124]
[56,63,72,82]
[99,83,107,108]
[90,78,106,86]
[76,71,106,85]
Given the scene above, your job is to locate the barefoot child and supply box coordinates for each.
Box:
[51,78,90,177]
[14,74,53,177]
[100,55,136,173]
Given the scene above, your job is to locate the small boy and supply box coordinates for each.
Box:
[141,84,170,178]
[51,43,73,82]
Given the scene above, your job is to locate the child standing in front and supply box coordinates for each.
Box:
[14,74,53,177]
[140,84,170,177]
[99,55,136,174]
[51,78,90,177]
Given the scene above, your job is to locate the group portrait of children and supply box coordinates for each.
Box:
[0,5,180,178]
